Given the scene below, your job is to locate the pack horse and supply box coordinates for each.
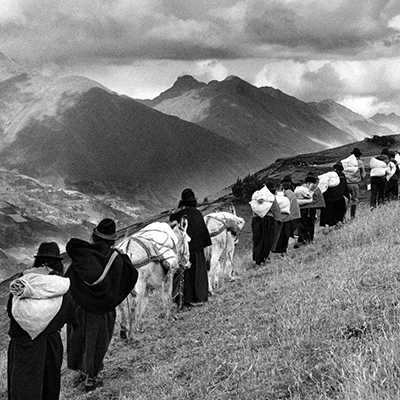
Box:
[117,218,190,337]
[204,205,245,293]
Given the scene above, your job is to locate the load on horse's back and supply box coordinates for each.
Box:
[117,218,190,337]
[204,205,245,293]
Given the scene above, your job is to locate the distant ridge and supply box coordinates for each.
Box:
[142,75,368,172]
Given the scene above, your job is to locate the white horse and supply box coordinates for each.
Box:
[204,205,245,293]
[117,218,190,337]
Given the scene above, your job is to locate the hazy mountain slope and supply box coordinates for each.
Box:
[143,75,358,170]
[308,99,394,140]
[0,80,256,205]
[371,113,400,133]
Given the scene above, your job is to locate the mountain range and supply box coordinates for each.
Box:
[1,52,399,210]
[1,50,400,280]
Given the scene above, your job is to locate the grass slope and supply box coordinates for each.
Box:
[1,201,400,399]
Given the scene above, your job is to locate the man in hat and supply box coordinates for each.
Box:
[7,242,78,400]
[343,148,366,218]
[65,219,138,392]
[170,188,211,308]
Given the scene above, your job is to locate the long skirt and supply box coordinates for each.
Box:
[8,331,63,400]
[319,198,347,227]
[272,218,300,253]
[67,304,116,378]
[173,249,208,306]
[252,215,276,265]
[296,208,317,244]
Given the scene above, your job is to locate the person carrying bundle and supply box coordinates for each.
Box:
[341,147,366,218]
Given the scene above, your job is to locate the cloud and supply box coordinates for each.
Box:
[3,0,400,115]
[254,57,400,116]
[3,0,400,67]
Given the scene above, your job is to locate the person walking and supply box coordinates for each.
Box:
[319,162,350,228]
[7,242,78,400]
[343,147,366,219]
[384,150,399,201]
[250,180,282,265]
[170,188,211,309]
[272,176,301,255]
[370,148,389,208]
[294,172,325,246]
[66,218,138,392]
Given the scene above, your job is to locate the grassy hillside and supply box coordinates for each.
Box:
[0,199,399,399]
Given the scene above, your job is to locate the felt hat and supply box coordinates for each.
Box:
[381,148,389,155]
[333,161,344,171]
[351,147,362,157]
[304,172,317,184]
[181,188,196,203]
[281,175,293,183]
[93,218,118,241]
[34,242,63,259]
[388,150,396,158]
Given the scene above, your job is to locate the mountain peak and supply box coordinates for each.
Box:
[173,75,202,90]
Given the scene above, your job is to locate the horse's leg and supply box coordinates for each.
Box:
[134,278,147,332]
[161,266,173,321]
[119,297,129,339]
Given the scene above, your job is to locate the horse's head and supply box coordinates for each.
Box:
[173,216,191,269]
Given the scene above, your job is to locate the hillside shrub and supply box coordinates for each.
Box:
[367,135,395,147]
[232,174,264,202]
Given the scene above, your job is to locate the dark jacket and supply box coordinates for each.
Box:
[65,239,138,314]
[323,172,350,202]
[170,206,211,253]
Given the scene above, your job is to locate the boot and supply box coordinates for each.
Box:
[350,205,356,219]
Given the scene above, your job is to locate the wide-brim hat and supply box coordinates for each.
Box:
[351,147,362,156]
[304,172,317,183]
[34,242,63,259]
[281,175,293,183]
[181,188,197,203]
[333,161,344,171]
[93,218,118,241]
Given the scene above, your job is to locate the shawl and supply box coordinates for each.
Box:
[170,206,211,253]
[65,239,138,314]
[10,273,70,340]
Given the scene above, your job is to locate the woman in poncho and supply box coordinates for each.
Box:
[319,162,350,227]
[7,242,78,400]
[170,188,211,309]
[66,218,138,392]
[272,175,301,255]
[250,181,282,265]
[294,172,325,245]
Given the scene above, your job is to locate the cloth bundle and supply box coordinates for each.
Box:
[294,186,314,204]
[249,185,275,218]
[275,192,291,214]
[317,171,340,193]
[341,154,359,180]
[10,273,70,340]
[370,157,387,177]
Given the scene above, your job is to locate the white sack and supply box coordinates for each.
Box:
[249,185,275,218]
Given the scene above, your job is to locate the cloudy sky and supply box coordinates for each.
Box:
[2,0,400,117]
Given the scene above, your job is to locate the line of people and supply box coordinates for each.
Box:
[250,147,367,266]
[6,187,212,399]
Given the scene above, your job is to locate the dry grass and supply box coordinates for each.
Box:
[2,201,400,399]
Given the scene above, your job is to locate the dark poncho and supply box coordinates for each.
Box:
[65,238,138,315]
